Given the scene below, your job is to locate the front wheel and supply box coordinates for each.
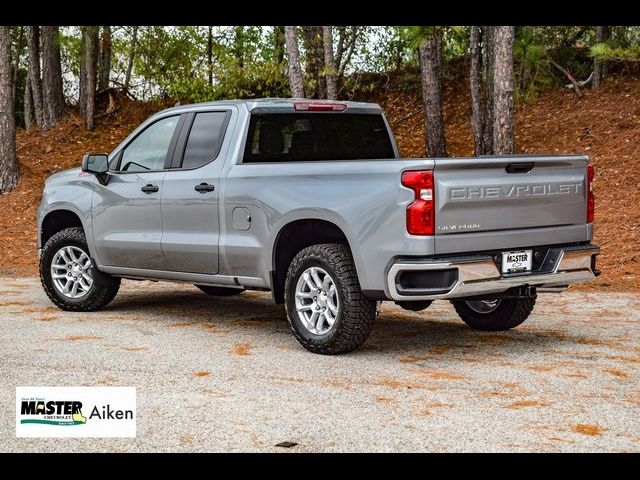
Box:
[451,297,536,331]
[284,243,376,355]
[40,227,120,311]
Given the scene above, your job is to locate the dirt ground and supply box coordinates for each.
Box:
[1,278,638,452]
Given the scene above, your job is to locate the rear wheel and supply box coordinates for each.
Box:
[40,227,120,311]
[285,243,376,355]
[195,285,244,296]
[451,297,536,331]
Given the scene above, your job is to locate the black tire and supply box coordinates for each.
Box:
[451,296,536,331]
[195,285,244,296]
[284,243,376,355]
[40,227,120,312]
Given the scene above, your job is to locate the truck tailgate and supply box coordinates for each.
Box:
[433,155,590,254]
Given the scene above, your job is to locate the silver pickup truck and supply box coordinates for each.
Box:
[37,99,599,354]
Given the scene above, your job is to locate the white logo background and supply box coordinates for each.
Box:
[16,386,136,438]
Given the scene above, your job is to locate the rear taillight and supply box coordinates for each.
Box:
[401,170,435,235]
[293,102,347,112]
[587,164,595,223]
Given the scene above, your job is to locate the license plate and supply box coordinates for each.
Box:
[502,250,532,274]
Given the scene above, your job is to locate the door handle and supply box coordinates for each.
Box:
[505,162,534,174]
[141,184,159,193]
[194,183,215,193]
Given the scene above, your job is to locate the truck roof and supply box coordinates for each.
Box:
[157,98,383,115]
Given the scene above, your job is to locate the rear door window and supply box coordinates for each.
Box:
[243,113,395,163]
[180,111,230,169]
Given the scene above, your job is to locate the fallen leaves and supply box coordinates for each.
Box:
[58,335,103,341]
[0,300,29,307]
[572,424,604,436]
[232,343,253,356]
[415,368,469,381]
[602,368,630,379]
[122,346,148,352]
[373,376,424,390]
[506,400,550,409]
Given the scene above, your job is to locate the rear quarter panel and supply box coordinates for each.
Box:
[220,159,435,291]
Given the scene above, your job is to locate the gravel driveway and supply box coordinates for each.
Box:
[1,277,638,452]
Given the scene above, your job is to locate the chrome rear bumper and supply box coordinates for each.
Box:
[387,245,599,301]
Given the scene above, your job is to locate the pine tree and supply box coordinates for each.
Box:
[492,26,515,154]
[302,26,325,98]
[41,26,65,128]
[285,26,305,98]
[26,26,45,129]
[592,26,609,89]
[0,26,18,193]
[419,27,447,157]
[323,26,337,100]
[82,26,99,130]
[124,26,138,92]
[469,26,484,155]
[482,26,495,155]
[98,26,111,91]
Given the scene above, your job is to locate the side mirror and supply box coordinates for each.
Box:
[82,153,109,174]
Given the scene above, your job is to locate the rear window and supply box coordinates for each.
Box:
[243,113,395,163]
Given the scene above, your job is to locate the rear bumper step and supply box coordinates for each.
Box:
[386,244,599,301]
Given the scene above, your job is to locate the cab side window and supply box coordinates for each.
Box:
[180,111,230,169]
[118,116,180,172]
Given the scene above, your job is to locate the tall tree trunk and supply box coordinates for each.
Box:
[335,26,346,69]
[98,26,111,91]
[26,26,45,129]
[0,26,18,194]
[419,29,447,157]
[124,26,138,92]
[492,26,515,155]
[83,26,99,131]
[207,26,213,85]
[601,27,609,80]
[592,26,608,89]
[24,76,35,129]
[12,26,24,106]
[234,26,244,69]
[302,26,325,98]
[323,26,337,100]
[274,26,285,64]
[482,26,495,154]
[284,26,305,98]
[79,27,87,114]
[41,26,65,128]
[469,26,484,155]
